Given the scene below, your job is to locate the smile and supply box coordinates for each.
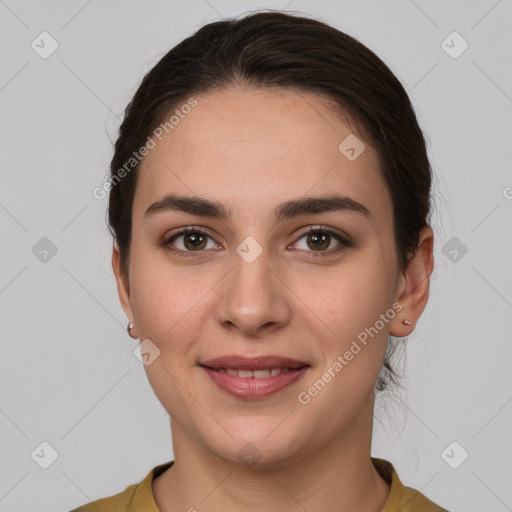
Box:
[211,367,293,378]
[200,364,310,399]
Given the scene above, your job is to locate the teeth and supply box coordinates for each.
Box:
[221,368,291,378]
[253,369,271,378]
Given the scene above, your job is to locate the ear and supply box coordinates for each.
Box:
[390,226,434,337]
[112,243,138,337]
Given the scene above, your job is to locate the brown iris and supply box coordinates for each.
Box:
[183,231,207,250]
[306,231,330,251]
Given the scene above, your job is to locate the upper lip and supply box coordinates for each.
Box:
[199,355,309,371]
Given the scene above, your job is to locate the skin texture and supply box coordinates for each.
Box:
[112,86,434,512]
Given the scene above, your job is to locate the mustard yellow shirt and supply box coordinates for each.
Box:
[69,457,449,511]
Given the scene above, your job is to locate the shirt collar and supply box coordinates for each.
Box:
[131,457,410,511]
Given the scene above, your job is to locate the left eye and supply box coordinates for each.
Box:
[291,228,351,254]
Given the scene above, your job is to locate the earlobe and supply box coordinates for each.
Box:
[390,227,434,337]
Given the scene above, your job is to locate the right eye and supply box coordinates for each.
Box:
[163,227,221,256]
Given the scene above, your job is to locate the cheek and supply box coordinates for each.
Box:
[320,256,392,328]
[129,265,205,416]
[129,256,212,350]
[306,252,394,383]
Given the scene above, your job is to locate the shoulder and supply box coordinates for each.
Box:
[399,484,451,512]
[68,482,137,511]
[372,457,450,512]
[68,461,174,512]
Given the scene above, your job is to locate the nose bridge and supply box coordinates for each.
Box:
[216,243,291,334]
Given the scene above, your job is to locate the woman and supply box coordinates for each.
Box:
[72,10,449,512]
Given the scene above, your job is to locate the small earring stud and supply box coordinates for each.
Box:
[127,322,137,338]
[402,319,411,326]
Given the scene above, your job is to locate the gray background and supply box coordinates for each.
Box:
[0,1,511,511]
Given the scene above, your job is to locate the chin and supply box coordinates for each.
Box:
[200,422,307,470]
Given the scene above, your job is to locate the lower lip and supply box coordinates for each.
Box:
[200,366,309,399]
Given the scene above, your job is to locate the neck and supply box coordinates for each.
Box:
[153,403,390,512]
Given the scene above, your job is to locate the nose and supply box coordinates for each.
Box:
[214,250,293,337]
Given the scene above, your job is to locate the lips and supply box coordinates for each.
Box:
[199,355,310,399]
[199,355,309,371]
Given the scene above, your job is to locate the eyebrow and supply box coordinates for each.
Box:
[144,193,371,223]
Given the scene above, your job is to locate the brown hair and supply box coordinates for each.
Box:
[106,10,433,392]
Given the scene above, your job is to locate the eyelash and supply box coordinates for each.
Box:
[161,225,352,259]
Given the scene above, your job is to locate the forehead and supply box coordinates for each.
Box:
[133,87,391,223]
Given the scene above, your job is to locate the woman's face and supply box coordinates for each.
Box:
[113,87,421,466]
